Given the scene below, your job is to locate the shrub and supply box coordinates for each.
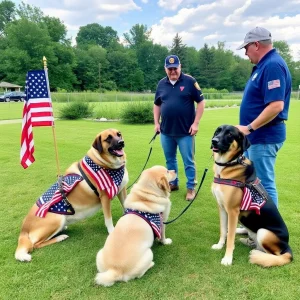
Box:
[120,102,154,124]
[59,101,94,119]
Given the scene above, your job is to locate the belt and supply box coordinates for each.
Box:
[264,120,285,127]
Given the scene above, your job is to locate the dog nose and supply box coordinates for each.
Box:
[212,137,219,145]
[118,140,125,148]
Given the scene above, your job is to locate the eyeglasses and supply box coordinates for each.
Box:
[244,42,256,51]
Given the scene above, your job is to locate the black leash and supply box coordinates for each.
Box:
[163,167,208,225]
[126,131,160,190]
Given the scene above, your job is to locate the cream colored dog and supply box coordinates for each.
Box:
[15,129,128,262]
[95,165,176,286]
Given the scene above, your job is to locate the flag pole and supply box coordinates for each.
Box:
[43,56,61,177]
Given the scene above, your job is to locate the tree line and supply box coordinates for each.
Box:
[0,1,299,93]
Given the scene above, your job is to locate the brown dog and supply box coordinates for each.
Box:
[211,125,292,267]
[95,166,176,286]
[15,128,128,262]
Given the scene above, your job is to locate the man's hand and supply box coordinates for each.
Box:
[235,125,250,135]
[189,123,199,136]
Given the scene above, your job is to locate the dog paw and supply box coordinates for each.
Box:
[15,252,32,262]
[212,243,224,250]
[221,256,233,266]
[57,234,69,242]
[162,238,172,245]
[107,226,114,234]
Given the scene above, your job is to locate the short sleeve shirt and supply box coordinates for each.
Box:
[154,73,204,136]
[239,49,291,144]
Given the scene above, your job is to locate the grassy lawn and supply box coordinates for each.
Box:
[0,102,299,299]
[0,100,242,121]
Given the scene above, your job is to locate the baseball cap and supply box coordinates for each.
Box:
[165,55,180,68]
[236,27,272,50]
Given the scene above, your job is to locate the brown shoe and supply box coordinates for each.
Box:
[169,183,179,192]
[186,189,195,201]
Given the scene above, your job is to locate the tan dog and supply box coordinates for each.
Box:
[15,128,128,262]
[211,125,292,267]
[95,165,176,286]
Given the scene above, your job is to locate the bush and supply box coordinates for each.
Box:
[59,101,94,119]
[120,102,154,124]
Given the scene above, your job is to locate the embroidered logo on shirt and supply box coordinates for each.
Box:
[252,73,258,81]
[194,82,201,90]
[180,86,185,91]
[268,79,280,90]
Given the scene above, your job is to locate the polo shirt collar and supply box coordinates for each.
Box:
[256,48,276,68]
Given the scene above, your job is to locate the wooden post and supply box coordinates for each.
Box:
[43,56,61,177]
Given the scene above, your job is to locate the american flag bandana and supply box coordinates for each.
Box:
[36,174,82,218]
[240,183,266,215]
[125,208,162,239]
[81,156,125,199]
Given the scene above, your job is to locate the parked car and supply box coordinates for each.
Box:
[0,91,26,102]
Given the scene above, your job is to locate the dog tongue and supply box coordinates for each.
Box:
[115,149,124,156]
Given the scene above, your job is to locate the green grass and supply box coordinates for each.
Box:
[0,103,299,299]
[0,100,242,121]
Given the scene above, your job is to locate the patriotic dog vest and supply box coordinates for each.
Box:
[36,156,125,218]
[213,177,267,215]
[124,208,162,239]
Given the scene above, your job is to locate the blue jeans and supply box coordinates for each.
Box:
[160,134,196,189]
[244,143,283,207]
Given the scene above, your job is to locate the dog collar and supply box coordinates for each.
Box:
[214,155,247,167]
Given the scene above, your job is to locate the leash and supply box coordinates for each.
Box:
[163,166,208,225]
[126,131,160,190]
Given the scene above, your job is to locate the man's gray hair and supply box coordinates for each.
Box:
[258,39,272,46]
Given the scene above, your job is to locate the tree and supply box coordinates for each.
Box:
[170,33,187,69]
[123,24,151,49]
[76,23,119,49]
[74,45,109,91]
[0,0,15,36]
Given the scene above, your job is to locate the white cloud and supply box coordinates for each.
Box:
[158,0,184,11]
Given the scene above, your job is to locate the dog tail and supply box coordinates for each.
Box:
[95,269,122,287]
[15,232,34,262]
[249,250,292,267]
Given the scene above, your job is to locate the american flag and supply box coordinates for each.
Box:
[240,184,266,215]
[125,209,162,239]
[36,174,82,218]
[81,156,124,199]
[268,79,281,90]
[20,69,54,168]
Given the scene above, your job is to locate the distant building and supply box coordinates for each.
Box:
[0,82,22,92]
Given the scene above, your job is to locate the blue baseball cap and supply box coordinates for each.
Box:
[165,55,180,68]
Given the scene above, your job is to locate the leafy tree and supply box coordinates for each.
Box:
[230,57,252,91]
[123,24,151,49]
[135,41,168,91]
[16,1,43,23]
[184,46,200,77]
[76,23,118,49]
[74,45,108,91]
[107,50,143,90]
[0,0,15,36]
[43,16,68,43]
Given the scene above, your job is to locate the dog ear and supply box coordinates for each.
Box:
[92,135,103,153]
[241,133,251,152]
[158,176,170,192]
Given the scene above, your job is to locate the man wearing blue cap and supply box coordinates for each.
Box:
[153,54,205,201]
[235,27,292,243]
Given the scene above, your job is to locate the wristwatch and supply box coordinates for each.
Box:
[247,124,254,133]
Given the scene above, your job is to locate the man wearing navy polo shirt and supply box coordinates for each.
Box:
[236,27,291,210]
[153,55,205,201]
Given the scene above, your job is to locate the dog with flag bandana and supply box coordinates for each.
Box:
[15,128,128,262]
[210,125,292,267]
[95,165,176,286]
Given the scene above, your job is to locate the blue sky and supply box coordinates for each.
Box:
[13,0,300,60]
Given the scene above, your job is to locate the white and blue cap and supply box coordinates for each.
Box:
[236,27,272,50]
[165,55,180,68]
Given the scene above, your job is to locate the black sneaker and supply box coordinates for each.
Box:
[169,183,179,191]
